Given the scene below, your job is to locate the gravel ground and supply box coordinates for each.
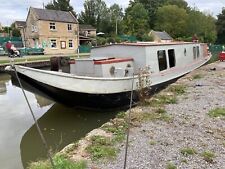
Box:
[96,61,225,169]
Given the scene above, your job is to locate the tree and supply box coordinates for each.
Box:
[123,2,149,40]
[45,0,76,17]
[136,0,166,28]
[187,9,216,43]
[164,0,189,10]
[78,0,108,32]
[216,8,225,44]
[109,4,124,35]
[155,5,188,38]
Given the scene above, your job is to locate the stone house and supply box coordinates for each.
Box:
[25,7,79,55]
[79,24,96,45]
[149,30,173,43]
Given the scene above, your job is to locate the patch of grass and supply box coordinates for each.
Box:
[86,135,117,161]
[167,84,186,95]
[28,155,87,169]
[116,111,126,118]
[193,74,203,79]
[201,151,215,163]
[148,95,177,107]
[208,108,225,119]
[166,162,177,169]
[143,108,172,122]
[149,140,157,145]
[102,121,127,143]
[180,147,197,156]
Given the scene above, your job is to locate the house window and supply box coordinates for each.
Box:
[50,22,56,30]
[68,24,72,31]
[168,49,176,68]
[50,39,57,48]
[157,50,167,71]
[31,25,38,32]
[69,40,73,48]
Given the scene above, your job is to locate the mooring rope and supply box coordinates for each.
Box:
[11,60,55,168]
[123,73,135,169]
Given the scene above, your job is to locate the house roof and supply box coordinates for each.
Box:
[79,24,96,30]
[152,31,173,40]
[15,21,26,28]
[31,7,78,23]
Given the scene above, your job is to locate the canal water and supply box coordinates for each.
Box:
[0,73,117,169]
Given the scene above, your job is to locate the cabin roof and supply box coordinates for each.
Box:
[31,7,78,23]
[151,31,173,40]
[93,42,198,49]
[15,21,26,28]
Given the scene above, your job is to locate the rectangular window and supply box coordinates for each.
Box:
[69,40,73,48]
[168,49,176,68]
[157,50,167,71]
[50,39,57,48]
[197,46,200,58]
[68,24,72,31]
[193,47,197,59]
[50,22,56,30]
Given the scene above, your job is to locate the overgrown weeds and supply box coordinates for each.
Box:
[208,108,225,119]
[28,154,87,169]
[86,135,117,161]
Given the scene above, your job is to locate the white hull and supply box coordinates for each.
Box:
[14,55,210,95]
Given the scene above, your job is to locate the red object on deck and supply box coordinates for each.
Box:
[219,52,225,61]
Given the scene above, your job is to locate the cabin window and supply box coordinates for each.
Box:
[50,39,57,48]
[157,50,167,71]
[69,40,73,48]
[193,47,197,59]
[68,24,72,31]
[197,46,200,58]
[50,22,56,30]
[168,49,176,68]
[184,48,187,56]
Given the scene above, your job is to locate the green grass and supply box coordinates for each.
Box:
[180,147,197,156]
[86,135,117,161]
[166,162,177,169]
[143,108,172,122]
[201,151,215,163]
[149,140,157,145]
[167,84,187,95]
[147,95,177,107]
[0,53,90,65]
[208,108,225,119]
[193,74,203,79]
[28,155,87,169]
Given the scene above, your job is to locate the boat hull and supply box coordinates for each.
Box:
[15,72,138,109]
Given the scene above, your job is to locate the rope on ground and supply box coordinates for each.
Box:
[11,60,55,169]
[123,73,135,169]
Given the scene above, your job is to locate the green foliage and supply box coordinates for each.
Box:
[180,147,197,156]
[187,9,217,43]
[208,108,225,119]
[167,85,186,95]
[166,162,177,169]
[45,0,76,16]
[148,94,177,107]
[143,108,172,122]
[216,8,225,44]
[28,155,87,169]
[11,28,21,37]
[201,151,216,163]
[123,2,149,40]
[155,5,188,38]
[192,74,203,79]
[86,136,117,160]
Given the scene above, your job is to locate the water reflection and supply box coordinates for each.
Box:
[20,103,117,168]
[0,74,53,169]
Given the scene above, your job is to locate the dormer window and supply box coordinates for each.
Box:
[50,22,56,30]
[68,24,72,31]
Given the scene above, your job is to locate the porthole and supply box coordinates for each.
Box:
[127,64,131,68]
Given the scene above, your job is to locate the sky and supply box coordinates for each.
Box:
[0,0,224,26]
